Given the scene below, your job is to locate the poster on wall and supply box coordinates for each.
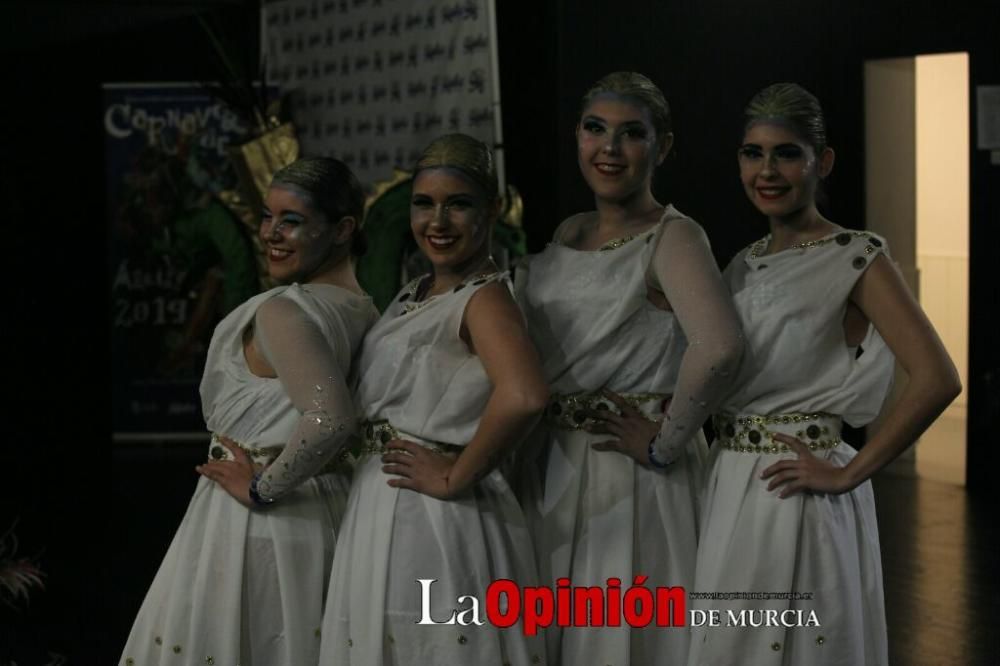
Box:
[106,83,262,439]
[261,0,503,188]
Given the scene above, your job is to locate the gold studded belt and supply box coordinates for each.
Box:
[712,413,842,454]
[545,391,670,430]
[206,433,351,473]
[358,419,464,457]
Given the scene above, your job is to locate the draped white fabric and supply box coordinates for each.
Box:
[321,273,545,666]
[514,206,737,665]
[688,231,893,666]
[120,283,376,666]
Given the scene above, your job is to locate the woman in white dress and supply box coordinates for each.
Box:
[684,83,961,665]
[120,157,379,666]
[514,71,744,666]
[320,134,549,665]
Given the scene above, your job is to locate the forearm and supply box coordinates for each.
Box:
[649,217,745,464]
[652,334,743,462]
[446,385,548,492]
[842,364,960,490]
[255,410,357,501]
[838,251,963,489]
[251,294,357,502]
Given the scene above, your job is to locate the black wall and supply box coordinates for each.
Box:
[2,3,261,662]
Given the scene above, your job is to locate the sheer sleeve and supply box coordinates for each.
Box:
[648,218,744,464]
[251,295,357,501]
[551,213,587,245]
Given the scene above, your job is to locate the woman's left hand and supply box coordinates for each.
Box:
[382,439,462,500]
[760,434,852,497]
[196,437,262,508]
[588,390,662,466]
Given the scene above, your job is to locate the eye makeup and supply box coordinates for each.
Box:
[739,143,807,162]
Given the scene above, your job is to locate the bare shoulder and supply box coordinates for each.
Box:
[466,280,520,326]
[462,279,536,363]
[850,253,916,310]
[850,253,933,347]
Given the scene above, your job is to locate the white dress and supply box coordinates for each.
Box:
[687,231,894,666]
[515,206,728,666]
[320,272,546,666]
[120,283,377,666]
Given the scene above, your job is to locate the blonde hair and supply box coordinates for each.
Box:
[744,82,827,153]
[414,133,498,199]
[581,71,672,136]
[271,157,367,256]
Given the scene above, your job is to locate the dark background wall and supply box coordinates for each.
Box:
[496,0,998,489]
[2,2,261,662]
[1,0,995,662]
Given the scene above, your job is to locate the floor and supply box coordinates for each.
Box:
[874,471,997,665]
[79,444,997,663]
[914,407,967,485]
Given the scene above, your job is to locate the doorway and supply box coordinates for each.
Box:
[864,52,969,486]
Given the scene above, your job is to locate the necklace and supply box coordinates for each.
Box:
[402,256,499,311]
[592,205,666,251]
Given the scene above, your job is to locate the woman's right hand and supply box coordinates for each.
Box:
[588,390,665,466]
[381,439,463,500]
[196,437,262,508]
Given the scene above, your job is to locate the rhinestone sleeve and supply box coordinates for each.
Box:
[647,218,744,465]
[250,295,359,501]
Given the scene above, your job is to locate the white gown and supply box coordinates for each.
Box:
[320,272,545,666]
[687,230,894,666]
[120,283,377,666]
[516,206,737,666]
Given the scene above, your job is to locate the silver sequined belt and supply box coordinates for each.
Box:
[545,391,669,430]
[206,433,351,473]
[358,419,464,457]
[712,412,842,454]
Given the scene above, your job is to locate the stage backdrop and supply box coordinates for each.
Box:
[261,0,504,188]
[106,83,261,439]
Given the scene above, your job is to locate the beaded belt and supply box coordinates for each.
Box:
[206,433,351,473]
[358,419,463,457]
[712,413,842,454]
[545,391,669,430]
